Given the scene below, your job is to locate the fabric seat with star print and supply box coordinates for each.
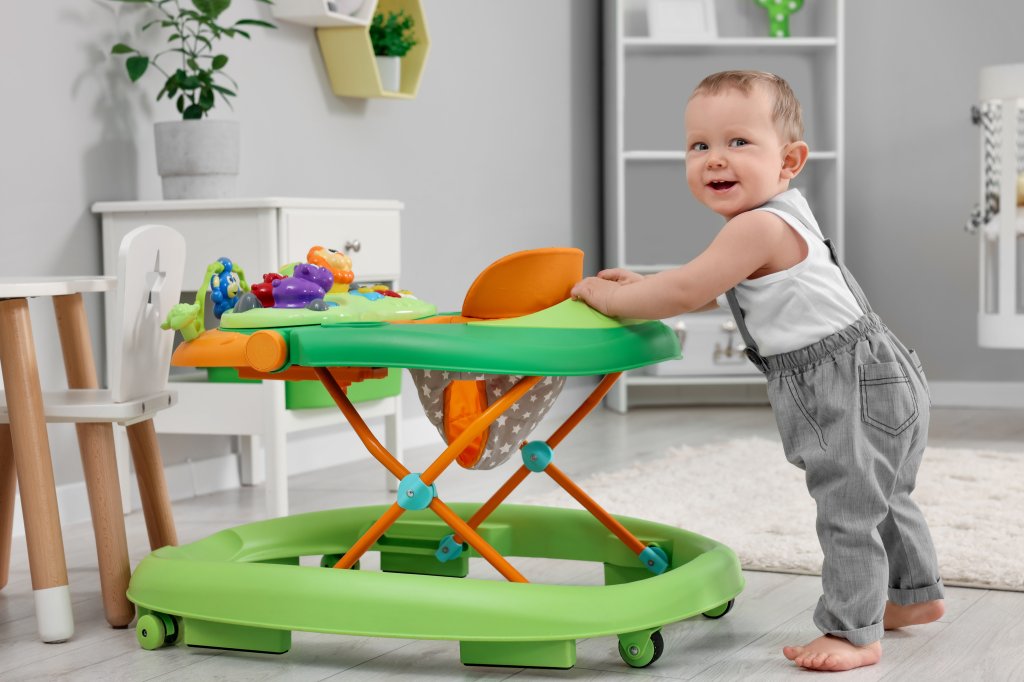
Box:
[405,248,582,469]
[410,370,565,469]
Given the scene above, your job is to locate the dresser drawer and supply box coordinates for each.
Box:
[102,209,278,285]
[281,209,400,281]
[645,312,760,377]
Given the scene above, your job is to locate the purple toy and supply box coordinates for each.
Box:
[271,263,333,308]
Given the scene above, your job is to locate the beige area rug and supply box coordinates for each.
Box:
[525,437,1024,592]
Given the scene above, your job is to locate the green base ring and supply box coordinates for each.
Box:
[127,504,743,664]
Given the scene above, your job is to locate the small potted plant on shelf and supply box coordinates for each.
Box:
[109,0,276,200]
[369,9,417,92]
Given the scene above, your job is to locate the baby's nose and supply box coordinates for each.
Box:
[706,153,726,168]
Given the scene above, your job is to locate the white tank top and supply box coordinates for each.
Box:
[714,189,862,355]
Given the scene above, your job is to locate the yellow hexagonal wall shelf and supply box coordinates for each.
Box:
[314,0,429,99]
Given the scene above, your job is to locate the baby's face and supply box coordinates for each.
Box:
[685,86,791,220]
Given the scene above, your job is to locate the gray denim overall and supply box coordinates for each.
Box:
[725,200,944,646]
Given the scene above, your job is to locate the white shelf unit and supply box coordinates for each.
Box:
[604,0,845,412]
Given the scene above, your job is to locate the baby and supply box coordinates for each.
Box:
[571,70,944,672]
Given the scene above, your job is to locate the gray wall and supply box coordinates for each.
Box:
[844,1,1024,381]
[1,0,601,484]
[2,1,1022,487]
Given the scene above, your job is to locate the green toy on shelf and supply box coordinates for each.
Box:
[753,0,804,38]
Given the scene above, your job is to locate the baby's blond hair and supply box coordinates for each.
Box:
[691,70,804,143]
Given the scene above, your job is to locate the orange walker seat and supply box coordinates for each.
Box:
[408,248,581,469]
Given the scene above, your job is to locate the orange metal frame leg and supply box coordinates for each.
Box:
[453,373,648,558]
[317,368,539,582]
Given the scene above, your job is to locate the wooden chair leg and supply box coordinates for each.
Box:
[0,423,16,591]
[126,419,177,550]
[0,298,73,642]
[53,293,134,628]
[75,423,134,627]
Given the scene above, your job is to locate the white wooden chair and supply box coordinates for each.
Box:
[0,224,185,635]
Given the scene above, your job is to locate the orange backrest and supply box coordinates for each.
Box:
[460,247,584,320]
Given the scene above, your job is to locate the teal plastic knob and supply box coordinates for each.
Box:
[397,473,436,510]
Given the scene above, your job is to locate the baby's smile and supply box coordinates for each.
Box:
[708,180,737,192]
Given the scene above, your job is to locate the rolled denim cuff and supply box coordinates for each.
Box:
[819,620,884,647]
[888,579,945,606]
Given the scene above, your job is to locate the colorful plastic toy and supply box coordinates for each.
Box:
[139,247,744,670]
[753,0,803,38]
[161,257,249,340]
[209,257,247,318]
[306,244,355,293]
[270,262,333,308]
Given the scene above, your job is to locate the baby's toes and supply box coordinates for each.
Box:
[807,652,830,669]
[821,654,841,670]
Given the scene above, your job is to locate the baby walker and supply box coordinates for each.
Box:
[130,246,744,670]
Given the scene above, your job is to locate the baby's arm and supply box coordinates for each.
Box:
[571,210,788,319]
[690,299,720,312]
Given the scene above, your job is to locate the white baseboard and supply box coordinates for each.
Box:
[13,380,1017,538]
[930,381,1024,409]
[7,378,601,538]
[11,452,243,540]
[9,416,441,540]
[284,411,439,478]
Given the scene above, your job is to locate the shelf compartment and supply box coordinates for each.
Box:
[621,161,839,268]
[271,0,374,27]
[314,0,429,99]
[624,150,838,162]
[624,37,837,52]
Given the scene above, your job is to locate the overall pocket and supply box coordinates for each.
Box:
[859,361,919,436]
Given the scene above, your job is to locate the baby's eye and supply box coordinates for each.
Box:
[729,138,748,147]
[690,142,708,152]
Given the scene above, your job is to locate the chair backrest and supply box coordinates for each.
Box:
[111,225,186,403]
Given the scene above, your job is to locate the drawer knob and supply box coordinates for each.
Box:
[344,240,361,253]
[713,319,745,364]
[672,320,687,350]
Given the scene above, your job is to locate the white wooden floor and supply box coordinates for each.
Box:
[2,404,1023,681]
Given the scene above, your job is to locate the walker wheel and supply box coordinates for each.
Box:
[136,613,168,650]
[618,630,664,668]
[702,599,735,619]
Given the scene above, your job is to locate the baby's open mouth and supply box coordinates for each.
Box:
[709,180,737,191]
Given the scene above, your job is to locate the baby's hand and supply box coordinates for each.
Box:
[597,268,644,285]
[571,276,620,317]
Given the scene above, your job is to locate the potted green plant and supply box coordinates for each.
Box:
[369,9,417,92]
[109,0,276,199]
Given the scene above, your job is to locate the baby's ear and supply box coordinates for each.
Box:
[781,141,809,179]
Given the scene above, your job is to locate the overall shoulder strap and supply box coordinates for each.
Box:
[758,199,873,315]
[724,289,768,373]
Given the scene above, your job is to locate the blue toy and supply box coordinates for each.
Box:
[209,257,248,318]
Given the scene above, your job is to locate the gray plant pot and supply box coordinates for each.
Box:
[154,120,240,200]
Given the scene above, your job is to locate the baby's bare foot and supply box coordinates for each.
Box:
[783,634,881,671]
[884,599,945,630]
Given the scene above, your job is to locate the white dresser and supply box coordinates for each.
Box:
[93,197,404,517]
